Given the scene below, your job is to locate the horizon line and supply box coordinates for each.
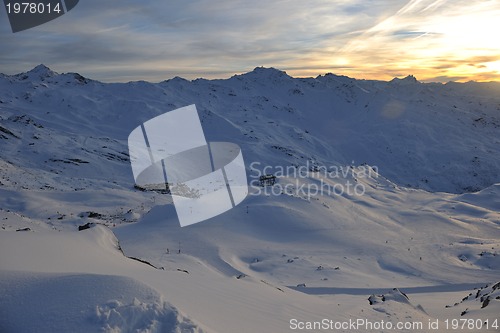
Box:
[3,64,500,85]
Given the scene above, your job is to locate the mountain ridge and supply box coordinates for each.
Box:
[1,65,499,193]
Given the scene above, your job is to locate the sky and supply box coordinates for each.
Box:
[0,0,499,82]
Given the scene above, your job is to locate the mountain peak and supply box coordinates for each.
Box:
[251,66,288,76]
[29,64,56,76]
[390,75,418,85]
[24,64,57,80]
[232,67,290,81]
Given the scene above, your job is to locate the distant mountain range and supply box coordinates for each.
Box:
[1,65,499,194]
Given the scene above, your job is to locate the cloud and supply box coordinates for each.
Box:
[324,0,500,81]
[0,0,498,82]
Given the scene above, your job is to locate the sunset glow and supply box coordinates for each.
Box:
[1,0,499,82]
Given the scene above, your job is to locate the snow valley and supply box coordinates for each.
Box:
[0,65,499,332]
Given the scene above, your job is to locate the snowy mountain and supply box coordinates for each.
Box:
[0,65,499,332]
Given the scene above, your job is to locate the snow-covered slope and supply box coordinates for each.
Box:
[0,225,203,333]
[1,65,499,193]
[0,66,499,332]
